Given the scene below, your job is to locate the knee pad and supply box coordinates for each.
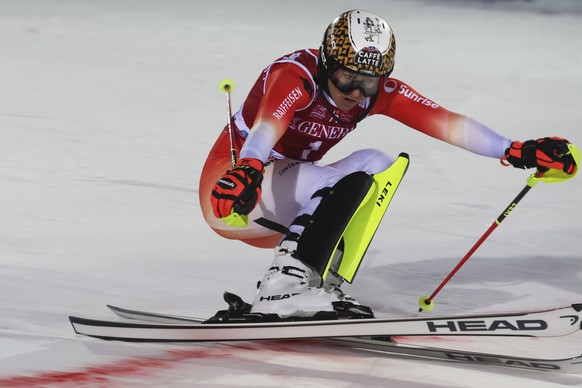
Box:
[293,171,373,279]
[291,152,410,285]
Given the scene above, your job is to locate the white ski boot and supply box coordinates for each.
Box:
[250,242,343,319]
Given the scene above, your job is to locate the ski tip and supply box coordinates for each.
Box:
[68,316,82,333]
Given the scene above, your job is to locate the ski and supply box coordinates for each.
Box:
[72,304,582,374]
[330,336,582,374]
[107,304,204,324]
[69,303,582,342]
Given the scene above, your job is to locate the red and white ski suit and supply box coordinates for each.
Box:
[199,49,512,248]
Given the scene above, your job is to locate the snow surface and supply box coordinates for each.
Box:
[1,0,581,386]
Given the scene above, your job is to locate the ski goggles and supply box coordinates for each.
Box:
[330,68,380,97]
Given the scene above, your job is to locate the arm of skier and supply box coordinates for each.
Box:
[374,80,577,173]
[374,80,511,158]
[211,64,314,219]
[239,65,314,161]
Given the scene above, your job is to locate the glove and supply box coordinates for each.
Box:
[501,137,576,174]
[211,157,264,219]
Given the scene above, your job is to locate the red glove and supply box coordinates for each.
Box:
[211,158,264,219]
[501,137,576,174]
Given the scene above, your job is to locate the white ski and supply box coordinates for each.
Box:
[67,304,582,374]
[69,303,582,342]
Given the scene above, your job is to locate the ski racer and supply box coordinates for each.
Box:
[199,9,577,319]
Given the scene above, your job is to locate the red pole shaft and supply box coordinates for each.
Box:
[423,174,541,307]
[425,221,498,304]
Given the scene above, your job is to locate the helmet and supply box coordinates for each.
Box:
[319,10,396,80]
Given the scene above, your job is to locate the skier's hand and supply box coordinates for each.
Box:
[501,137,576,174]
[211,157,264,219]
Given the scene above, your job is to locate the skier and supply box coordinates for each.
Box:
[199,9,576,319]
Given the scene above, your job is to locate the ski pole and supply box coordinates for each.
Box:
[418,171,544,312]
[219,78,237,168]
[217,78,248,227]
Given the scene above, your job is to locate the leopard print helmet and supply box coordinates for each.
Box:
[319,10,396,79]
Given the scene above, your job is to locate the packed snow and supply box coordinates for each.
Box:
[1,0,581,386]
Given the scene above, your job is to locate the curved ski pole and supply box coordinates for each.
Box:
[419,170,545,312]
[219,78,237,168]
[218,78,249,227]
[420,144,581,311]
